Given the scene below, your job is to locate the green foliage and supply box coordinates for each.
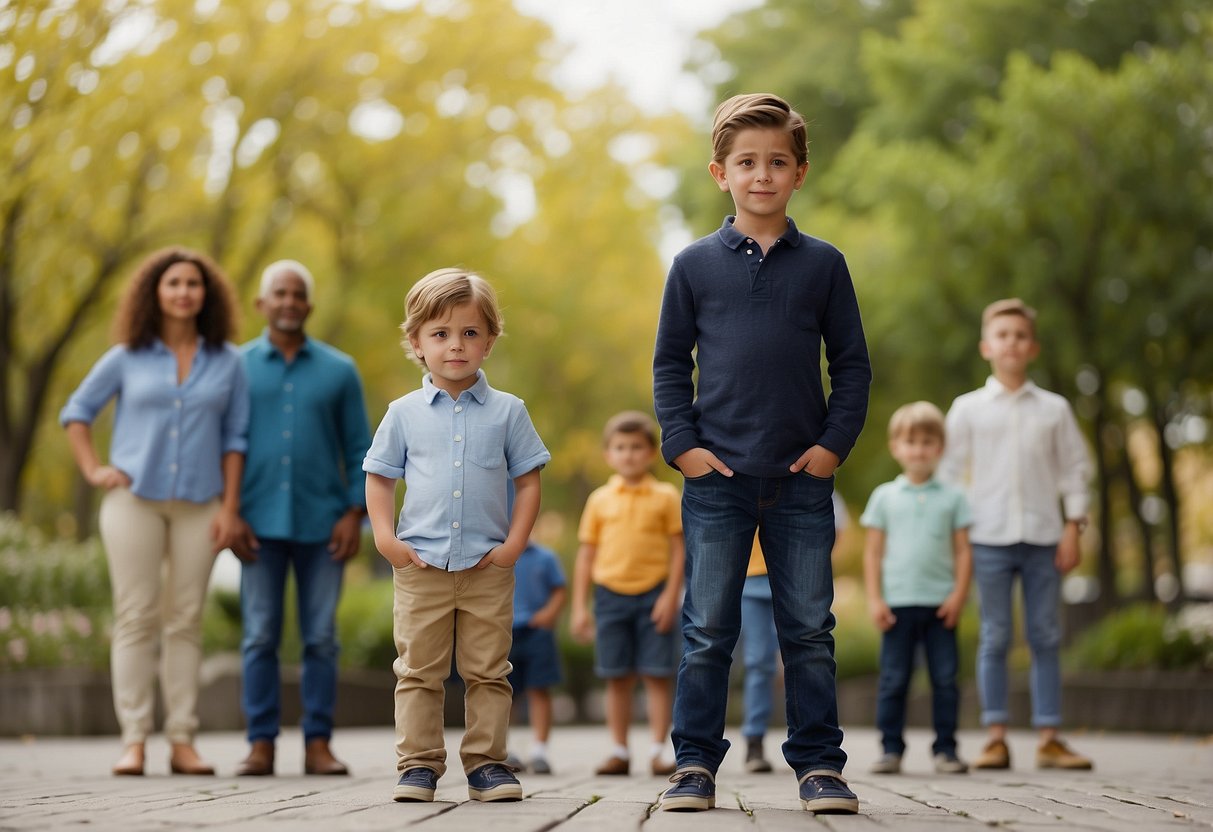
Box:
[4,0,675,531]
[1066,603,1213,671]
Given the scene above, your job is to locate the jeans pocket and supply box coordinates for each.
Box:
[684,468,721,482]
[802,470,835,482]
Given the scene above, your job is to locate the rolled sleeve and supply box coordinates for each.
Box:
[60,346,124,426]
[363,407,406,480]
[220,354,250,455]
[504,403,551,479]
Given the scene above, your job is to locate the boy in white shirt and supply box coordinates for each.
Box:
[938,298,1093,771]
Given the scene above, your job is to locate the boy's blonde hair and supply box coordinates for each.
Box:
[711,93,808,165]
[400,267,504,368]
[888,401,946,443]
[981,297,1037,338]
[602,410,659,449]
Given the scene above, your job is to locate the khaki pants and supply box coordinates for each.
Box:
[98,487,219,745]
[391,561,514,775]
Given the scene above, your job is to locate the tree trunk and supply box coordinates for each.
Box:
[1152,402,1186,607]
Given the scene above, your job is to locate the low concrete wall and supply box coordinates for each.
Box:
[3,660,1210,736]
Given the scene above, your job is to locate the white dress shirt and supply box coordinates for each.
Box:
[938,376,1091,547]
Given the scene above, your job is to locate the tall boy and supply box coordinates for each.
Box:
[938,298,1093,771]
[364,268,551,803]
[653,93,871,814]
[571,411,683,777]
[861,401,972,775]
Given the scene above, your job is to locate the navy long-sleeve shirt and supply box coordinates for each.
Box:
[653,217,871,478]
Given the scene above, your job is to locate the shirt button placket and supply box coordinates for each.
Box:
[281,379,294,497]
[451,398,466,562]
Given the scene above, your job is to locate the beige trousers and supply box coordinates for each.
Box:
[392,560,515,775]
[98,487,219,745]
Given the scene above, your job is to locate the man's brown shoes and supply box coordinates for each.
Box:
[304,738,350,776]
[235,740,275,776]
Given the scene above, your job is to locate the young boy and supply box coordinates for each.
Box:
[653,93,871,814]
[364,267,551,803]
[861,401,972,775]
[938,298,1093,771]
[571,410,683,777]
[505,538,567,775]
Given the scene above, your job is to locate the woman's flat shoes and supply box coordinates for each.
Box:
[170,757,216,775]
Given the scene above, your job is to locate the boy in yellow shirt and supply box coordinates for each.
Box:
[572,411,685,776]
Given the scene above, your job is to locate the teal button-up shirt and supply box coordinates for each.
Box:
[240,333,371,543]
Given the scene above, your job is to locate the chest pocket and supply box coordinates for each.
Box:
[467,425,506,469]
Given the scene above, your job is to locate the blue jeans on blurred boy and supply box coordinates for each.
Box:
[673,471,845,777]
[875,606,959,757]
[740,577,778,771]
[972,543,1061,727]
[241,539,344,743]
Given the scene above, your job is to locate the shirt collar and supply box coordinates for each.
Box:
[606,473,658,493]
[984,375,1039,398]
[422,369,489,404]
[150,335,204,354]
[717,215,802,250]
[256,329,312,360]
[894,474,940,491]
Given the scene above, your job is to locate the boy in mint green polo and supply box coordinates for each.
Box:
[861,401,972,775]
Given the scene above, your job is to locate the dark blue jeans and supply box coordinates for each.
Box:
[875,606,959,756]
[240,538,344,742]
[673,470,845,776]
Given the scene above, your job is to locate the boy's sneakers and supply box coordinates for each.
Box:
[466,763,523,801]
[869,753,902,774]
[504,751,524,770]
[744,737,773,773]
[1037,739,1093,770]
[393,767,439,802]
[933,752,969,774]
[973,739,1011,770]
[594,754,629,775]
[529,756,552,775]
[659,766,716,811]
[798,771,859,814]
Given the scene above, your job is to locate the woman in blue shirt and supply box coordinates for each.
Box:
[62,247,249,777]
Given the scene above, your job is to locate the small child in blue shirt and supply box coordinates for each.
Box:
[861,401,972,775]
[364,267,550,804]
[506,540,566,775]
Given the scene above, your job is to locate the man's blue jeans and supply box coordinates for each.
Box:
[972,542,1062,728]
[240,538,344,742]
[740,576,778,740]
[875,606,959,755]
[673,470,845,776]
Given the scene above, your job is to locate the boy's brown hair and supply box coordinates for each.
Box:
[981,297,1037,338]
[400,267,504,368]
[710,93,808,165]
[602,410,659,449]
[887,401,946,443]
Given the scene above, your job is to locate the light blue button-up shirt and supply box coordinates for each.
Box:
[363,371,550,571]
[240,333,371,543]
[60,340,249,503]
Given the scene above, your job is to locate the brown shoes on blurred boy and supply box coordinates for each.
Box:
[1037,738,1092,770]
[972,738,1010,770]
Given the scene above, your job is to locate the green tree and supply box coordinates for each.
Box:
[684,0,1213,602]
[3,0,673,537]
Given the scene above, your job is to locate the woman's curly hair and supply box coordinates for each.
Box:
[113,247,238,349]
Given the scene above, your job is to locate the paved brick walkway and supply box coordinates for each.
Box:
[1,726,1210,830]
